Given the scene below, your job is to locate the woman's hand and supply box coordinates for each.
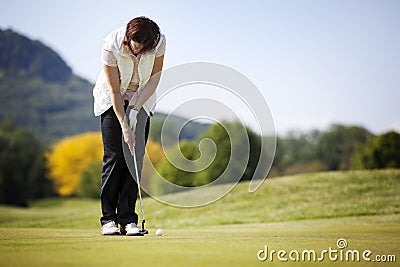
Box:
[121,108,139,154]
[121,117,136,154]
[127,108,138,132]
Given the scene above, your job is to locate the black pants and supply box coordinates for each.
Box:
[100,105,150,226]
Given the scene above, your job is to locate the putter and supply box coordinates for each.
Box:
[132,145,148,235]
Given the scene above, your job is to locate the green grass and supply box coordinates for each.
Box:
[1,169,399,229]
[0,169,399,266]
[0,216,399,267]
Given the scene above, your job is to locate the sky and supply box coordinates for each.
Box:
[1,0,399,135]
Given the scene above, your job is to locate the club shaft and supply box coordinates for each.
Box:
[132,146,145,224]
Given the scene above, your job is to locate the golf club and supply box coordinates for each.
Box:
[132,145,148,235]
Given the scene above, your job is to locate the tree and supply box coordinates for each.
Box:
[156,141,202,187]
[352,131,400,169]
[77,160,102,198]
[274,130,320,172]
[145,139,165,166]
[272,130,327,176]
[155,120,261,191]
[198,122,231,183]
[46,132,103,196]
[239,126,262,181]
[141,139,166,196]
[0,122,50,206]
[317,124,372,170]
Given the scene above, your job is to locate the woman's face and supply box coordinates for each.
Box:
[130,40,144,55]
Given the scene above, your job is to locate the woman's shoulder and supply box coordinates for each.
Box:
[103,27,126,51]
[148,33,166,56]
[158,34,166,48]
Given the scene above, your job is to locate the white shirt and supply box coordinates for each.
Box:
[93,26,166,116]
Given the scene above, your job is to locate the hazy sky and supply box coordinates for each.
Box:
[1,0,399,134]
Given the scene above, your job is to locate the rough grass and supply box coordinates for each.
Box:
[0,169,399,267]
[1,169,399,229]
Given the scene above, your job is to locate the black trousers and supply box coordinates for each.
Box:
[100,104,150,226]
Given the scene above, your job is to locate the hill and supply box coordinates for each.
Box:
[149,112,210,143]
[0,29,71,83]
[0,169,398,229]
[0,29,98,144]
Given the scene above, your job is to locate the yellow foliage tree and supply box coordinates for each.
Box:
[46,132,103,196]
[145,139,165,166]
[141,140,165,193]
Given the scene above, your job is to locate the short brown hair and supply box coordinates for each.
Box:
[124,16,160,54]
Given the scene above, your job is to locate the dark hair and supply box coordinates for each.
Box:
[123,16,160,54]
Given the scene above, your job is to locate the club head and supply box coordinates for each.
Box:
[139,229,149,235]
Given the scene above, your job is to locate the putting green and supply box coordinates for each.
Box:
[0,215,399,267]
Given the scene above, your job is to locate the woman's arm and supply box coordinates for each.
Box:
[104,65,135,150]
[103,65,125,123]
[130,55,164,110]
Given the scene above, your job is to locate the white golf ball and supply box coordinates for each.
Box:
[156,229,163,236]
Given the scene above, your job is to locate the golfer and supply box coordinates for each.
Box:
[93,17,166,235]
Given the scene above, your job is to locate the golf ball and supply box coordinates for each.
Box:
[156,229,163,236]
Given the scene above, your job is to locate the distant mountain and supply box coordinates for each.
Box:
[0,29,98,144]
[149,113,210,144]
[0,29,209,145]
[0,29,72,83]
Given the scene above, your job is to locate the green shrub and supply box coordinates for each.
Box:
[77,160,102,198]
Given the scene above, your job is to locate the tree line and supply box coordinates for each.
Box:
[1,121,399,206]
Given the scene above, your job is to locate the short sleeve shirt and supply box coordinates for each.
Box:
[101,36,166,67]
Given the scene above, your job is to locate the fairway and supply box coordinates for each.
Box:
[0,170,399,266]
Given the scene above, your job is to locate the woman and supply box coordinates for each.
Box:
[93,17,166,235]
